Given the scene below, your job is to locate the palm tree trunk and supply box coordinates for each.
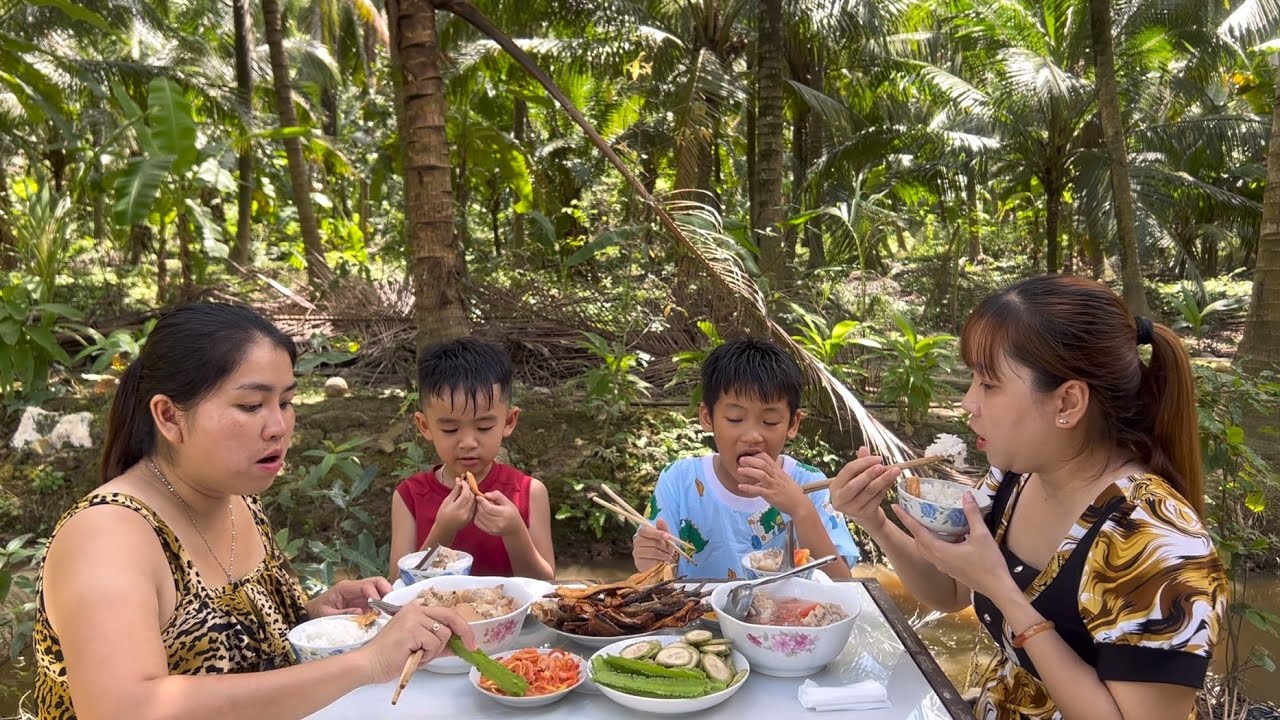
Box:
[511,98,527,252]
[1089,0,1149,315]
[755,0,787,288]
[387,0,470,350]
[262,0,331,287]
[1240,63,1280,380]
[1238,63,1280,465]
[232,0,254,265]
[178,210,194,301]
[805,49,826,270]
[1045,178,1061,273]
[0,159,16,270]
[966,167,981,260]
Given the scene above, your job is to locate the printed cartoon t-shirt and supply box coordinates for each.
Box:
[644,454,860,578]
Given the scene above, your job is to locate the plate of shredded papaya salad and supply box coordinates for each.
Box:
[468,647,589,708]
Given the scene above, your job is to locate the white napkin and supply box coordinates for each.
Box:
[797,679,890,712]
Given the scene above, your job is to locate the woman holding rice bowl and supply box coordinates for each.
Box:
[828,275,1226,720]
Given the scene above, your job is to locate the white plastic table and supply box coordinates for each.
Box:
[306,578,974,719]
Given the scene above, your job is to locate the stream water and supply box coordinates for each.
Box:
[3,564,1277,718]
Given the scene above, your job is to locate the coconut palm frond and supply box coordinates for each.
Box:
[787,78,854,135]
[1219,0,1280,45]
[438,0,910,457]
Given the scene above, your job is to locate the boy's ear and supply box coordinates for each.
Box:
[698,402,714,432]
[413,411,433,442]
[502,406,521,438]
[786,409,802,439]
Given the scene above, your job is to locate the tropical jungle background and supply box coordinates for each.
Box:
[0,0,1278,716]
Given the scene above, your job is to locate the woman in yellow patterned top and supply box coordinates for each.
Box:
[36,304,476,720]
[828,275,1226,720]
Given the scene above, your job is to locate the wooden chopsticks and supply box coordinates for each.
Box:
[589,485,697,564]
[391,597,427,704]
[799,454,947,494]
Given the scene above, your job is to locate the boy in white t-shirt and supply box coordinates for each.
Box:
[632,338,859,579]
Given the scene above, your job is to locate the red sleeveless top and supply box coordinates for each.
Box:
[395,463,533,577]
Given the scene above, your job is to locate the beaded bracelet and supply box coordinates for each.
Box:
[1012,620,1055,648]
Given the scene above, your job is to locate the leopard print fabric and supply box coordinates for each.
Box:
[34,492,310,720]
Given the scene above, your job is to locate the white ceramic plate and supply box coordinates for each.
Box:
[468,647,588,708]
[589,635,750,715]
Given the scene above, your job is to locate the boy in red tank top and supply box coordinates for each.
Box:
[389,338,555,580]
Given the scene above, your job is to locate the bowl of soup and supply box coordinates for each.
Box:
[382,575,534,673]
[896,477,992,540]
[709,577,859,677]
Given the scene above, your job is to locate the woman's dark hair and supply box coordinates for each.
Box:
[960,275,1203,515]
[101,303,297,482]
[701,338,804,416]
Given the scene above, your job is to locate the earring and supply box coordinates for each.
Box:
[1058,418,1069,425]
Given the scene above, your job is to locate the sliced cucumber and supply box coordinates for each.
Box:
[654,645,698,668]
[620,640,662,660]
[729,669,748,687]
[701,644,732,656]
[700,653,734,684]
[682,629,715,646]
[699,638,733,648]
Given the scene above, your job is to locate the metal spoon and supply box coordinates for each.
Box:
[369,598,402,615]
[783,521,796,571]
[722,554,837,622]
[412,543,443,571]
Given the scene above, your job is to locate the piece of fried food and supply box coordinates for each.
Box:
[463,471,484,498]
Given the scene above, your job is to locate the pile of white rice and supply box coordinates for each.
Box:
[292,617,376,647]
[919,482,969,506]
[925,433,968,468]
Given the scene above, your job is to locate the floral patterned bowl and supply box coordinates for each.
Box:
[896,476,993,541]
[709,578,860,677]
[381,575,535,674]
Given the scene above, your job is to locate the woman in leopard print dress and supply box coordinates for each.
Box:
[35,304,475,720]
[828,275,1226,720]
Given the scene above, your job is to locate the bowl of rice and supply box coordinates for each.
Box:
[287,614,385,663]
[896,476,992,540]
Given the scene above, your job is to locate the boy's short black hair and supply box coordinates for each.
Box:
[701,338,803,415]
[418,336,513,411]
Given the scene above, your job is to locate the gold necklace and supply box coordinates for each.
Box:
[147,459,236,584]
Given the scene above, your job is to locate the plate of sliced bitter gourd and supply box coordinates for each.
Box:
[588,629,750,714]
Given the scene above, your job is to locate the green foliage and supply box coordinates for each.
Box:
[29,465,67,494]
[265,436,387,593]
[1197,364,1280,680]
[552,412,706,541]
[860,314,956,430]
[575,332,653,424]
[788,304,865,384]
[73,319,156,374]
[0,280,80,402]
[1171,284,1250,336]
[668,320,724,410]
[0,534,47,661]
[8,182,76,303]
[295,332,359,374]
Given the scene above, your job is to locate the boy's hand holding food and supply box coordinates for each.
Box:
[735,453,807,516]
[473,491,525,537]
[435,480,477,537]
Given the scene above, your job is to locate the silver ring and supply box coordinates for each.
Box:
[430,622,442,632]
